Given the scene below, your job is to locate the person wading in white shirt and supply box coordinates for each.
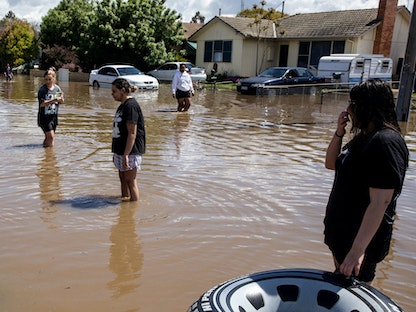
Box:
[172,63,194,112]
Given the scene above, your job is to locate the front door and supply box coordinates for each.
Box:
[279,45,289,67]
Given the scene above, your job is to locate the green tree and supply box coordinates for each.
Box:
[40,0,95,69]
[237,2,285,21]
[85,0,184,70]
[0,12,39,67]
[40,0,185,71]
[191,11,205,23]
[0,11,17,25]
[237,1,284,75]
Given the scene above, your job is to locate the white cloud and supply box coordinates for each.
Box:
[0,0,61,25]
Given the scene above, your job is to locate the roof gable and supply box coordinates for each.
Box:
[215,16,277,38]
[189,16,277,40]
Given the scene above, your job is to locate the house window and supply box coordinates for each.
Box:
[204,40,232,62]
[297,41,345,68]
[297,42,310,68]
[382,60,390,68]
[380,60,391,73]
[311,41,331,67]
[356,61,364,68]
[332,41,345,53]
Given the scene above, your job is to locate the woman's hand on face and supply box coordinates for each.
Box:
[337,111,349,137]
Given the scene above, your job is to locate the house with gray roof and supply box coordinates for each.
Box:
[189,4,411,78]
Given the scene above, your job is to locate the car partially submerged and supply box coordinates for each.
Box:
[147,62,207,82]
[89,65,159,90]
[237,67,325,95]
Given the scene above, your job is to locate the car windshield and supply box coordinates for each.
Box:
[259,68,286,78]
[118,67,142,76]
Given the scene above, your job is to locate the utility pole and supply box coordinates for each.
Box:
[396,0,416,122]
[276,1,285,16]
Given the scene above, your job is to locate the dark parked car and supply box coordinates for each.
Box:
[237,67,325,95]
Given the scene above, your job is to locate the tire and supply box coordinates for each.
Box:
[93,81,100,88]
[188,269,403,312]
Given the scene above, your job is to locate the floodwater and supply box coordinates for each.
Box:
[0,75,415,311]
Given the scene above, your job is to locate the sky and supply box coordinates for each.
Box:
[0,0,413,25]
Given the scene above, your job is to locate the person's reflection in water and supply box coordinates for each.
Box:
[37,148,61,223]
[174,113,191,158]
[2,80,13,99]
[108,203,143,298]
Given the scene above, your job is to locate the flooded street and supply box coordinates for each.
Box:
[0,75,415,311]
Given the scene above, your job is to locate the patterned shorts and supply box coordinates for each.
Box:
[113,154,142,172]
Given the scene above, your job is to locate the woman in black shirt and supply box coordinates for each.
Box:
[111,78,146,201]
[324,79,408,283]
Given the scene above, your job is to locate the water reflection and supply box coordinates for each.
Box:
[37,148,61,201]
[37,147,61,223]
[1,81,13,99]
[108,204,143,298]
[174,113,191,157]
[0,76,415,311]
[37,148,62,202]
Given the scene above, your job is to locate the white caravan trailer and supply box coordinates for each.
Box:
[317,54,393,87]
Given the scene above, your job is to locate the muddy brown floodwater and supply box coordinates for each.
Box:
[0,75,415,311]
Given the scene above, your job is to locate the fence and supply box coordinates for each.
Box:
[30,69,89,82]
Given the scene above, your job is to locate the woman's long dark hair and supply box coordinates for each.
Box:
[112,78,137,93]
[349,79,401,134]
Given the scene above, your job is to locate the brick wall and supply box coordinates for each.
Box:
[373,0,398,56]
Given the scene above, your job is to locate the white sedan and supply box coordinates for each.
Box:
[147,62,207,82]
[89,65,159,90]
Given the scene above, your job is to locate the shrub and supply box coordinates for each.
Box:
[62,63,82,72]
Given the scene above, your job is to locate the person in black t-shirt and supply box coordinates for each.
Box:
[37,68,64,147]
[111,78,145,202]
[324,79,408,283]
